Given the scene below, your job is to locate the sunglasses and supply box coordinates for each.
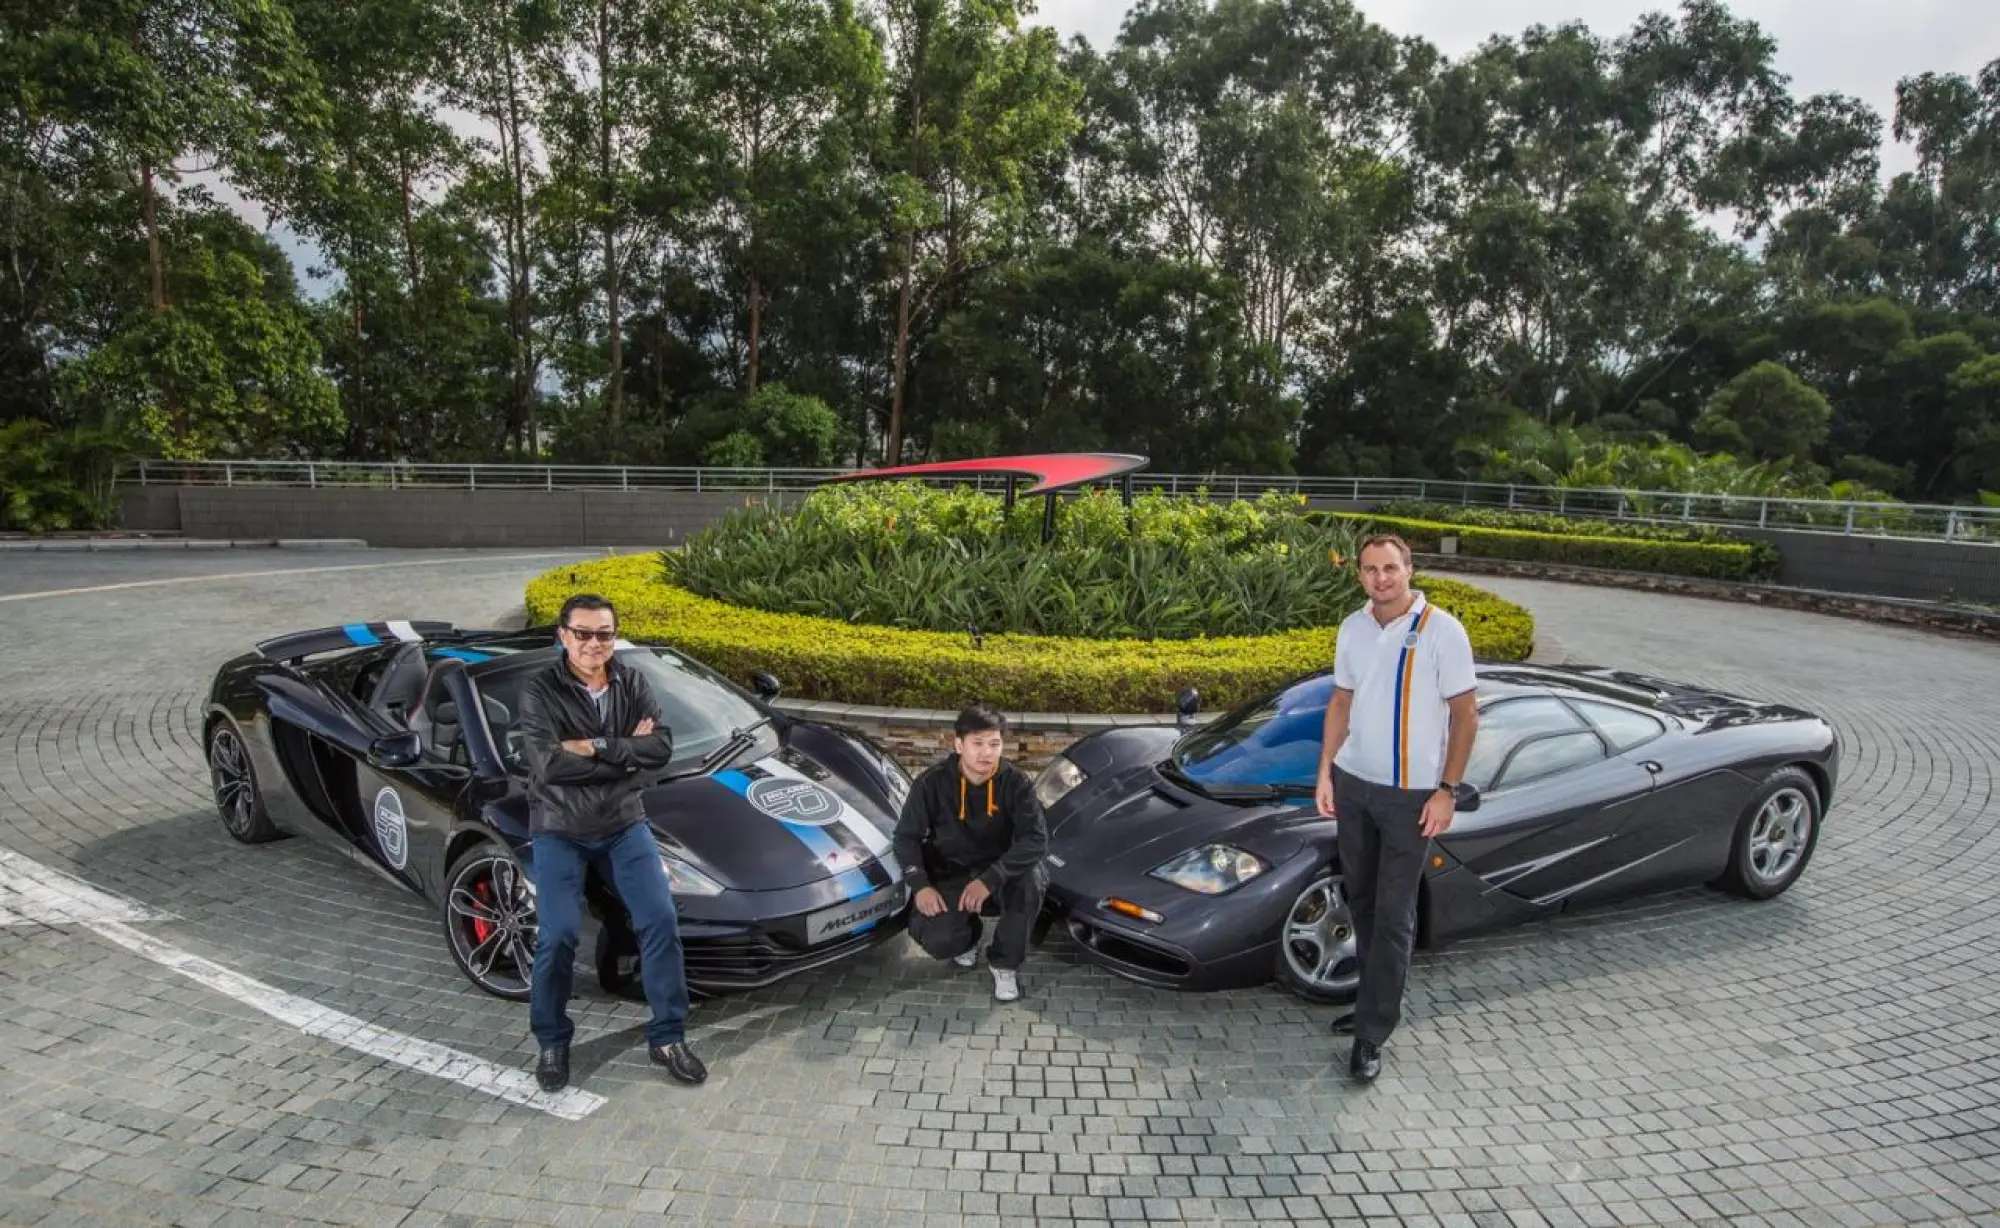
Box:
[563,625,618,643]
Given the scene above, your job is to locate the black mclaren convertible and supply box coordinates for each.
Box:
[1033,663,1838,1002]
[202,620,916,1000]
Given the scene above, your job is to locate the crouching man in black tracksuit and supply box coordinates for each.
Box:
[891,702,1049,1001]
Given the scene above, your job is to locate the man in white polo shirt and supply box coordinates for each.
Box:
[1313,532,1479,1083]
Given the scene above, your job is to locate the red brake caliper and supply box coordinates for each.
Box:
[471,879,494,943]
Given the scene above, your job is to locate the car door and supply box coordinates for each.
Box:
[1545,697,1705,905]
[1438,696,1659,908]
[352,652,516,896]
[257,659,458,893]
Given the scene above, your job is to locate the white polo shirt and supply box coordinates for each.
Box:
[1331,590,1478,791]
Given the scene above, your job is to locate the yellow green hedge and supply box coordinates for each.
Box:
[526,553,1534,712]
[1329,511,1774,580]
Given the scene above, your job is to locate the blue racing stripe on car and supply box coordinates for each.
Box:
[430,648,493,662]
[711,769,877,901]
[343,623,381,645]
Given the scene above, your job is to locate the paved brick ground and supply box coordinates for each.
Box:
[1,550,1996,1227]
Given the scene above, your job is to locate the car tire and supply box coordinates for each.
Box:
[1717,766,1822,900]
[1273,870,1361,1003]
[443,840,538,1000]
[207,720,284,844]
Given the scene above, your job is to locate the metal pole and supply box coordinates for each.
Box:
[622,467,629,492]
[1041,493,1057,543]
[1945,510,1959,541]
[1844,504,1855,534]
[225,462,234,487]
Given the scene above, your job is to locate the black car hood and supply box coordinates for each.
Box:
[1049,762,1311,875]
[637,749,902,892]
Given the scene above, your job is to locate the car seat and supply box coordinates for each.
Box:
[370,643,430,723]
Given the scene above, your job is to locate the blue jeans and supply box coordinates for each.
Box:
[530,823,690,1049]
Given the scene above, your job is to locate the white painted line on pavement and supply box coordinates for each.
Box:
[0,848,175,927]
[86,918,606,1121]
[0,551,599,603]
[0,849,605,1120]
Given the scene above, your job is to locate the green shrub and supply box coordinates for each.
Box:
[0,420,128,532]
[1332,511,1777,581]
[1373,500,1743,544]
[669,483,1374,639]
[527,554,1536,712]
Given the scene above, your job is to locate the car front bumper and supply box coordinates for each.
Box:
[1043,845,1322,993]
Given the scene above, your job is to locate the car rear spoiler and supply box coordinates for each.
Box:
[255,620,460,663]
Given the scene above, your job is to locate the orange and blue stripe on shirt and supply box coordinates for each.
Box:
[1390,604,1435,789]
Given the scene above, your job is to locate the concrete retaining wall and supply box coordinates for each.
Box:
[110,483,2000,604]
[116,486,805,548]
[1734,527,2000,604]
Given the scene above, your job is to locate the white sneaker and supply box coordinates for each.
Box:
[952,949,978,969]
[990,967,1020,1002]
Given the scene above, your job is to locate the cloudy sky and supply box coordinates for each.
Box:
[1028,0,1994,176]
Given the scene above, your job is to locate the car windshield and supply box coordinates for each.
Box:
[472,646,770,777]
[1173,674,1336,791]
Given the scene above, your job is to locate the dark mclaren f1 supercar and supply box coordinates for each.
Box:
[202,620,917,1000]
[1033,662,1838,1002]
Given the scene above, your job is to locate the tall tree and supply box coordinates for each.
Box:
[444,0,554,454]
[679,0,878,398]
[876,0,1078,464]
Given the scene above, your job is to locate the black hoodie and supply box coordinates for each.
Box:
[891,754,1049,894]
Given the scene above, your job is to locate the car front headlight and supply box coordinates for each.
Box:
[1149,844,1268,895]
[881,753,912,810]
[1034,754,1087,809]
[661,853,726,897]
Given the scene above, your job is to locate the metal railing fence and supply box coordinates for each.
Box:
[120,459,2000,543]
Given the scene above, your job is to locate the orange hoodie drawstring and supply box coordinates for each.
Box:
[957,775,997,820]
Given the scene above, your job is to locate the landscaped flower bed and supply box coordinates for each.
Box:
[525,485,1535,712]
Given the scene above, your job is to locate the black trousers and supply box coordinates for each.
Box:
[1333,766,1433,1045]
[906,863,1048,970]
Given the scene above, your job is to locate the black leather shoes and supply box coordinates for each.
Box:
[649,1040,709,1085]
[1348,1039,1381,1082]
[535,1044,570,1092]
[1327,1012,1356,1036]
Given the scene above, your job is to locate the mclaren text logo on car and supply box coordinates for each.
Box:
[372,786,409,870]
[806,884,905,944]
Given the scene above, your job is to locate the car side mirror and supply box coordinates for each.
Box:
[1453,781,1481,813]
[752,671,783,702]
[370,729,423,769]
[1175,687,1200,731]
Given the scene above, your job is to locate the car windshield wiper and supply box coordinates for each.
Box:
[698,713,774,773]
[1158,758,1313,802]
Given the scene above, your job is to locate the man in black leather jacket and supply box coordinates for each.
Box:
[516,594,707,1090]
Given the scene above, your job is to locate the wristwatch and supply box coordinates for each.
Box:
[591,737,608,754]
[1437,780,1459,794]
